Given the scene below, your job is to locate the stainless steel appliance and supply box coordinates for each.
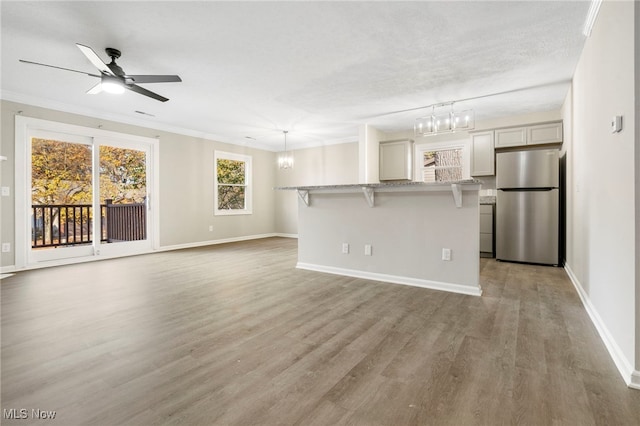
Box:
[496,149,559,265]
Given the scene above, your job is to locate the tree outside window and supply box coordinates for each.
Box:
[422,148,463,182]
[215,151,252,215]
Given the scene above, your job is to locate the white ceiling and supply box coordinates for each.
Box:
[1,1,591,151]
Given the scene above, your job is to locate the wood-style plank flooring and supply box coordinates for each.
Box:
[2,237,639,425]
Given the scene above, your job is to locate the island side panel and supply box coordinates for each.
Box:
[297,189,480,294]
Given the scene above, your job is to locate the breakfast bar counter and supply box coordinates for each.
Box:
[276,180,483,296]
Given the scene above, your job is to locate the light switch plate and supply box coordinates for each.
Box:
[442,248,451,261]
[1,187,9,197]
[611,115,623,133]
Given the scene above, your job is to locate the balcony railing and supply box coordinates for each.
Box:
[31,202,146,248]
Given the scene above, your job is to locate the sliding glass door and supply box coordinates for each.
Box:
[17,117,157,267]
[95,138,152,258]
[29,132,96,262]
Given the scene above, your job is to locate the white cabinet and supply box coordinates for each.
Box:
[495,127,527,148]
[528,122,563,145]
[480,204,494,256]
[379,139,414,181]
[494,121,563,148]
[470,131,495,176]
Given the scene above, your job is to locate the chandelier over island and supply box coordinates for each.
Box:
[414,102,475,137]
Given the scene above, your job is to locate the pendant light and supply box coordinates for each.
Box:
[414,102,474,136]
[278,130,294,169]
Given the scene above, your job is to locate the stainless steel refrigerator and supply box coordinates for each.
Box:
[496,149,559,265]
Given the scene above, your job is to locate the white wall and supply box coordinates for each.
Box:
[274,142,358,235]
[562,0,638,386]
[0,100,277,268]
[358,124,383,184]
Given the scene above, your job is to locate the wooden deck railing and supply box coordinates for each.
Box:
[104,200,146,243]
[31,202,146,248]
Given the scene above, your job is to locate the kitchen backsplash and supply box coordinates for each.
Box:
[477,175,496,193]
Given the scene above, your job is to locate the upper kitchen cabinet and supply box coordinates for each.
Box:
[494,121,563,148]
[527,122,563,145]
[494,127,527,148]
[470,131,495,176]
[379,139,414,181]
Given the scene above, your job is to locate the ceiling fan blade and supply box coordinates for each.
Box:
[76,43,114,75]
[86,82,103,94]
[125,75,182,84]
[126,84,169,102]
[19,59,101,78]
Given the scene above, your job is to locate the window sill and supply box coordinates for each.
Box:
[214,209,253,216]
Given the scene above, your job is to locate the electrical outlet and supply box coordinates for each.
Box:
[364,244,372,256]
[342,243,349,254]
[2,243,10,253]
[442,248,451,261]
[209,225,213,232]
[1,187,9,197]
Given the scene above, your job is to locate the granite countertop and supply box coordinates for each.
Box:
[480,196,496,205]
[275,179,483,191]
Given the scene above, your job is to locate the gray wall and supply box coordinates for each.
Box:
[297,188,480,293]
[561,0,638,386]
[274,142,359,235]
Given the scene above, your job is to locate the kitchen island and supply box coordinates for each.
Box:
[276,180,483,296]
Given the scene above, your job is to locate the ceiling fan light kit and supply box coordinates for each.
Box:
[414,102,474,137]
[19,43,181,102]
[100,77,125,94]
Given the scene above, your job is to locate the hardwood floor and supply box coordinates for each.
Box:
[2,237,639,425]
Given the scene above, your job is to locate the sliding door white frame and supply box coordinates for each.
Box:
[14,116,160,269]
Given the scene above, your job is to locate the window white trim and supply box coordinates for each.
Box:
[414,138,471,182]
[214,150,252,216]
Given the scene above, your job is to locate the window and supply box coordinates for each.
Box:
[422,147,463,182]
[214,151,252,215]
[416,140,470,182]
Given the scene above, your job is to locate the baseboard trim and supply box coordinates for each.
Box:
[0,266,17,274]
[1,234,289,274]
[631,371,640,390]
[157,233,289,252]
[272,233,298,239]
[296,262,482,297]
[564,262,636,389]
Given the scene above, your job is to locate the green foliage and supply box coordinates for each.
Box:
[217,159,245,184]
[99,146,146,203]
[217,159,246,210]
[31,139,93,204]
[31,139,147,206]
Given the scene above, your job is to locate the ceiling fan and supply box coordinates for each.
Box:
[19,43,182,102]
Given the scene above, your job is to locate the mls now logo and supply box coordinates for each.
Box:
[3,408,57,419]
[3,409,28,419]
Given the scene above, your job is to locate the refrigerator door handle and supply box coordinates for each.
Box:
[499,187,556,192]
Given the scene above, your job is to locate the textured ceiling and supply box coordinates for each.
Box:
[1,1,591,151]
